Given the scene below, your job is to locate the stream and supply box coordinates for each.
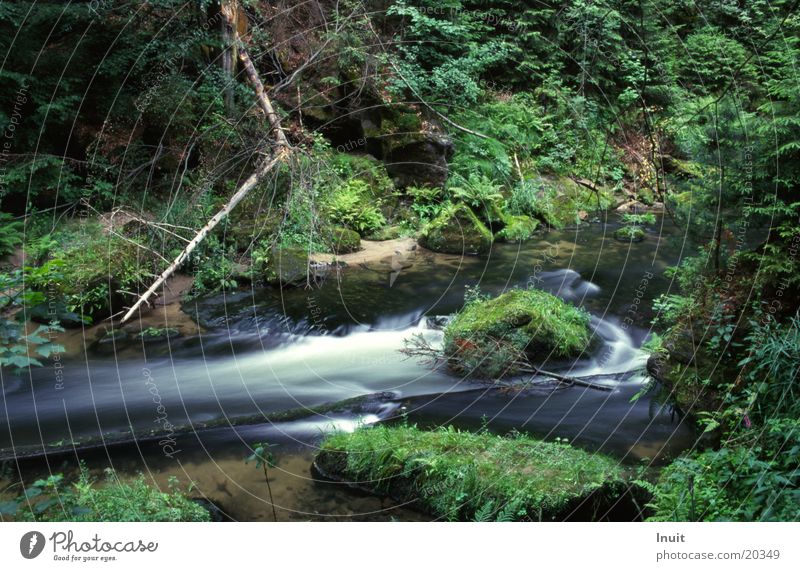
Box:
[1,214,697,521]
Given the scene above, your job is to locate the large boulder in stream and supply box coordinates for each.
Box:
[443,288,591,378]
[265,246,314,287]
[313,425,644,521]
[419,203,493,255]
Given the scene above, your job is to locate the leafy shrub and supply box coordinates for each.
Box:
[613,226,646,242]
[621,213,657,226]
[649,420,800,522]
[507,179,544,218]
[0,212,22,256]
[406,185,448,225]
[325,179,386,235]
[1,468,209,522]
[186,235,238,297]
[448,174,504,210]
[0,269,64,372]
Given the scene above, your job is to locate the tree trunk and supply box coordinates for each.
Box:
[119,151,287,323]
[120,6,291,324]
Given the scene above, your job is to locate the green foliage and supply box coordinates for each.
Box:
[324,179,386,236]
[736,315,800,424]
[448,174,504,211]
[385,1,510,106]
[507,180,543,218]
[0,213,22,256]
[26,221,151,317]
[613,226,646,242]
[3,467,209,522]
[621,213,656,226]
[0,269,64,372]
[649,420,800,522]
[405,185,449,225]
[319,424,627,521]
[187,235,238,297]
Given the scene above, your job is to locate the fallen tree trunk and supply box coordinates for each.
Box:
[120,7,291,324]
[120,151,287,323]
[516,366,615,392]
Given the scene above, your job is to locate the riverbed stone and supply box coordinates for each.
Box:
[443,288,591,378]
[419,203,493,255]
[265,245,311,287]
[328,226,361,254]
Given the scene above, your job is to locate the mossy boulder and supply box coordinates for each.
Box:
[531,176,616,229]
[328,226,361,254]
[444,288,591,378]
[314,425,641,521]
[364,225,403,241]
[495,215,539,243]
[614,226,646,242]
[375,110,454,189]
[419,204,493,255]
[264,245,310,287]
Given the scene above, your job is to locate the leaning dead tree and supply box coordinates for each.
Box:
[120,6,291,324]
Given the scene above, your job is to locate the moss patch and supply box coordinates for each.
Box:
[444,288,591,378]
[264,245,309,287]
[496,215,539,242]
[328,226,361,254]
[419,203,493,255]
[531,176,615,229]
[315,425,634,521]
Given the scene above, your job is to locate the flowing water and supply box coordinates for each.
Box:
[0,214,697,521]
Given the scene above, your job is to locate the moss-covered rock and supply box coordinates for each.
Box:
[328,226,361,254]
[419,204,493,255]
[614,226,646,242]
[444,288,591,377]
[529,176,616,229]
[264,245,310,287]
[495,215,539,243]
[376,110,454,189]
[314,425,641,521]
[136,327,181,343]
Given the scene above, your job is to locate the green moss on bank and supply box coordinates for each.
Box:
[315,425,631,521]
[495,214,539,242]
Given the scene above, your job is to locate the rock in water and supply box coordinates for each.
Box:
[443,288,591,378]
